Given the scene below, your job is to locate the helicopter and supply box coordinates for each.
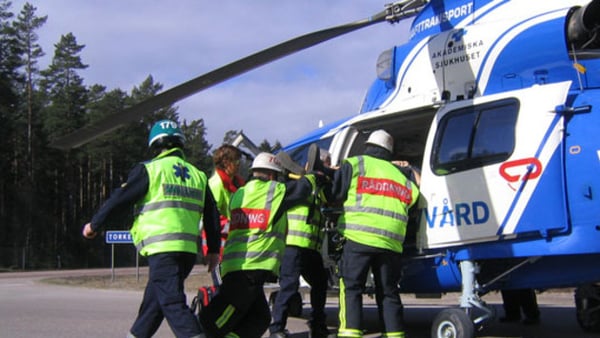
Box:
[52,0,600,337]
[277,0,600,336]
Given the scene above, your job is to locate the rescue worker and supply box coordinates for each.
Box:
[199,152,324,338]
[82,119,221,338]
[202,144,245,258]
[268,153,332,338]
[326,129,420,338]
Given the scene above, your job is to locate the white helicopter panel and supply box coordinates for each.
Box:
[381,10,510,112]
[417,81,571,249]
[380,0,587,115]
[381,40,443,112]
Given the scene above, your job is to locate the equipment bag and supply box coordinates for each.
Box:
[191,285,219,315]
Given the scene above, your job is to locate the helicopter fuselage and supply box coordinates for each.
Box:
[284,0,600,295]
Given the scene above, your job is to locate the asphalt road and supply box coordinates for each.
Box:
[0,268,597,338]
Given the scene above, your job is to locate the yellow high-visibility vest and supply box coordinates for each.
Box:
[286,191,325,251]
[221,179,287,277]
[338,156,419,253]
[131,148,207,256]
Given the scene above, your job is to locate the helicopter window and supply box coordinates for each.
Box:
[436,113,474,163]
[432,99,518,175]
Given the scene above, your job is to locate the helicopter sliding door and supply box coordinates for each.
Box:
[417,81,571,250]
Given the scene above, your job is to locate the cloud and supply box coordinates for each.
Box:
[11,0,410,148]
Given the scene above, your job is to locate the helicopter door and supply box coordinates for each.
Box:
[417,81,571,249]
[328,126,363,167]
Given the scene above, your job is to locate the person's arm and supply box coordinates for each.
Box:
[410,168,421,186]
[325,162,352,205]
[265,175,315,225]
[392,160,421,186]
[280,176,314,210]
[202,185,221,272]
[82,164,148,238]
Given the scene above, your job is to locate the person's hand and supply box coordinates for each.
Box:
[393,160,410,168]
[205,253,220,273]
[82,223,97,239]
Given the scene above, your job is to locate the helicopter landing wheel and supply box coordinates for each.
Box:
[431,308,475,338]
[575,284,600,332]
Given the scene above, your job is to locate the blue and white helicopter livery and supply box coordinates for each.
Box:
[53,0,600,337]
[283,0,600,335]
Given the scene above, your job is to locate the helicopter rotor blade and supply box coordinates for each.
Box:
[50,1,426,150]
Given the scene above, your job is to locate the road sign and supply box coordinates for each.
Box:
[105,230,133,244]
[105,230,138,282]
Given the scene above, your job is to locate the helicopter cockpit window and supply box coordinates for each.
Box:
[432,99,518,175]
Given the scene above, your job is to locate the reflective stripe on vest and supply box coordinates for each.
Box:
[135,232,198,251]
[338,156,418,253]
[221,179,287,277]
[286,205,323,251]
[135,200,203,215]
[130,148,207,256]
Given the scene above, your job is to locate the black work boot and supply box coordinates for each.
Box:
[306,143,335,179]
[268,330,289,338]
[305,144,322,172]
[309,322,334,338]
[276,151,306,176]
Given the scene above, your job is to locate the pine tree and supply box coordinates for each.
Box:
[221,130,241,145]
[3,1,48,269]
[181,119,212,172]
[40,32,87,140]
[259,139,282,153]
[0,0,20,103]
[37,32,88,268]
[0,0,19,268]
[13,2,46,179]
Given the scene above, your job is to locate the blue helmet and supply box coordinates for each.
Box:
[148,119,185,148]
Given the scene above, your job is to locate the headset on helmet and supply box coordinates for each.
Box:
[251,152,283,172]
[366,129,394,153]
[148,119,185,149]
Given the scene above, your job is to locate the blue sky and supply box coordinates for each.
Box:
[10,1,411,148]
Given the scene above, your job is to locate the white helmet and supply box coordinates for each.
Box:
[251,152,283,172]
[366,129,394,153]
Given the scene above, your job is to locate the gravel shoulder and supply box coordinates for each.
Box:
[37,267,215,293]
[34,266,576,301]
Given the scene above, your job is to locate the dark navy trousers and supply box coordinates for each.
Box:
[338,240,404,335]
[130,252,200,338]
[269,245,329,333]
